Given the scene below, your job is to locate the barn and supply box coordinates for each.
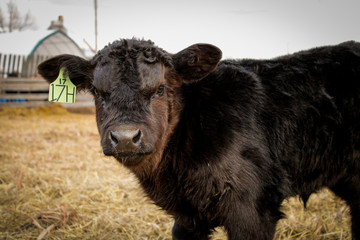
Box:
[0,17,93,107]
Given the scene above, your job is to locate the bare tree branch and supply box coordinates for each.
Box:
[18,10,36,31]
[0,8,6,33]
[7,0,19,32]
[0,0,36,33]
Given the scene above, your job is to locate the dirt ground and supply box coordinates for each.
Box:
[0,104,352,239]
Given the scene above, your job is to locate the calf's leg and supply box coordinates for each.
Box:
[171,221,211,240]
[224,202,281,240]
[331,176,360,240]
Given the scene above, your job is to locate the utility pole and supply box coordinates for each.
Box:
[94,0,98,52]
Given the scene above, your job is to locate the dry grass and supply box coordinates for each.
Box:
[0,104,352,239]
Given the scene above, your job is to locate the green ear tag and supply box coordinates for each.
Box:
[48,68,76,103]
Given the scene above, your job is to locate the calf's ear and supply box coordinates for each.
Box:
[172,44,222,82]
[38,54,94,91]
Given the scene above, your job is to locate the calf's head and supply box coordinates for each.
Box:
[38,39,221,168]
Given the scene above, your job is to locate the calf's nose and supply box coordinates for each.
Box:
[109,128,142,152]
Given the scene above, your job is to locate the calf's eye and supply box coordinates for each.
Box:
[156,85,165,97]
[93,88,100,97]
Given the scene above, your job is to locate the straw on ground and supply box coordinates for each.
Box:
[0,105,352,239]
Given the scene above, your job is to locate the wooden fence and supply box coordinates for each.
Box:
[0,53,93,107]
[0,53,51,78]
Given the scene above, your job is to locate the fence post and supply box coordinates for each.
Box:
[20,55,27,78]
[34,55,41,77]
[16,55,21,78]
[2,54,7,78]
[0,53,2,77]
[11,55,16,77]
[7,54,12,77]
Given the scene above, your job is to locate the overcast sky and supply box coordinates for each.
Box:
[1,0,360,59]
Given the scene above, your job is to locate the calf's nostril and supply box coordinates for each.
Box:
[132,129,142,144]
[110,131,119,145]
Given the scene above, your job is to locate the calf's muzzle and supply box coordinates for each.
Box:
[109,127,142,153]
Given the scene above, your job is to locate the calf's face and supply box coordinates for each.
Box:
[38,39,221,168]
[90,44,171,166]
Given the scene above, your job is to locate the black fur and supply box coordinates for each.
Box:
[38,39,360,239]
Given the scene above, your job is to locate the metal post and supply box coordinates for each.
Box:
[94,0,98,52]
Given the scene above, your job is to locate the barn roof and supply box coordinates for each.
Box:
[0,29,86,57]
